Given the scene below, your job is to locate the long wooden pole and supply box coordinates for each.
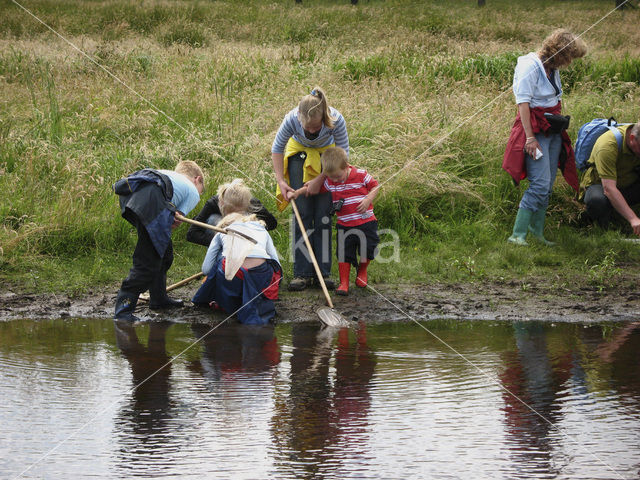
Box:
[139,271,204,303]
[290,199,334,308]
[175,214,257,244]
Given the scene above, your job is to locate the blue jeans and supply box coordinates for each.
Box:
[519,133,562,212]
[288,154,332,278]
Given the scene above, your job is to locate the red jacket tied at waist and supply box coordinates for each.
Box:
[502,102,579,192]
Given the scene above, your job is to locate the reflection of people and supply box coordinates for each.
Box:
[186,195,277,247]
[113,161,205,321]
[594,321,640,364]
[271,322,375,478]
[500,322,571,477]
[580,321,640,409]
[189,323,280,381]
[581,122,640,233]
[592,322,640,403]
[113,320,173,445]
[271,323,334,477]
[333,323,376,435]
[292,147,380,295]
[273,87,349,291]
[192,179,282,325]
[503,29,586,246]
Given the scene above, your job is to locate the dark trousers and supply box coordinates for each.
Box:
[192,260,278,325]
[288,154,332,278]
[337,221,379,267]
[120,216,173,294]
[584,181,640,228]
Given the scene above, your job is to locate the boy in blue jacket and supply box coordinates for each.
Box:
[113,160,204,321]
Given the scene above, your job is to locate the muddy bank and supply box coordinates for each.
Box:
[1,278,638,323]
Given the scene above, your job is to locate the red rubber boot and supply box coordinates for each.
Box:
[355,259,370,287]
[336,262,351,296]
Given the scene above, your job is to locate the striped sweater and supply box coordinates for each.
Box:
[322,166,378,227]
[271,107,349,155]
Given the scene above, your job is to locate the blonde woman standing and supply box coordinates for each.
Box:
[272,87,349,290]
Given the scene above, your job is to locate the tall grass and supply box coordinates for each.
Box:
[334,52,640,90]
[333,52,521,85]
[1,0,640,292]
[563,55,640,90]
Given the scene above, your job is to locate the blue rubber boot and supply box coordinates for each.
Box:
[507,208,533,246]
[528,208,556,246]
[114,290,140,322]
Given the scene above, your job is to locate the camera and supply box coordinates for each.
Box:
[331,198,344,214]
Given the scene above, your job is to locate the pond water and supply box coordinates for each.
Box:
[1,318,639,479]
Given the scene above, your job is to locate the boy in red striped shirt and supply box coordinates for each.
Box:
[291,146,379,295]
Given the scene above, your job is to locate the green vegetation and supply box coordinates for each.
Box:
[1,0,640,294]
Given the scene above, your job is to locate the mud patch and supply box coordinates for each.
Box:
[2,278,639,323]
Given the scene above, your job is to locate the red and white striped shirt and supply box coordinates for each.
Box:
[322,166,378,227]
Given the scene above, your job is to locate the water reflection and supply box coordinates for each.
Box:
[593,321,640,402]
[271,322,376,479]
[500,322,565,477]
[1,318,639,478]
[500,320,640,479]
[113,320,178,476]
[188,322,280,381]
[334,323,376,445]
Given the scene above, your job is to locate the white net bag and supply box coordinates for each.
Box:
[222,224,256,280]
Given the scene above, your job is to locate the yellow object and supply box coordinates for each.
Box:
[275,138,333,211]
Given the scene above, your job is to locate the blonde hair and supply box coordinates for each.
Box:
[175,160,204,180]
[538,29,587,69]
[217,178,251,216]
[298,86,335,129]
[321,146,349,175]
[215,178,262,228]
[217,211,260,229]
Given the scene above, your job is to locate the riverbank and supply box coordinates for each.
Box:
[2,274,638,323]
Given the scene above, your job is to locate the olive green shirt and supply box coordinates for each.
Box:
[580,125,640,199]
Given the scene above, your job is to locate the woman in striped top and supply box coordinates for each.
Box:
[272,87,350,291]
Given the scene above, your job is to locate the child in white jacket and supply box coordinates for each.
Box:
[192,179,282,324]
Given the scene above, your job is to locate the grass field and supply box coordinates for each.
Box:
[1,0,640,294]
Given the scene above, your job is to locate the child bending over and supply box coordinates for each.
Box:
[291,146,379,295]
[113,160,205,321]
[192,179,282,325]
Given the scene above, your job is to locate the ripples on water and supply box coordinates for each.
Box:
[1,318,639,479]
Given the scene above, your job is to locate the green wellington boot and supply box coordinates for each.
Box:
[528,208,556,246]
[507,208,533,246]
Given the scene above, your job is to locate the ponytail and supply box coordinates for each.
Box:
[298,86,335,129]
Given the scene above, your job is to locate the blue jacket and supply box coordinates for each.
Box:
[114,169,176,257]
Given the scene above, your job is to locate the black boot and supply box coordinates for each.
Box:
[149,273,184,310]
[114,290,140,322]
